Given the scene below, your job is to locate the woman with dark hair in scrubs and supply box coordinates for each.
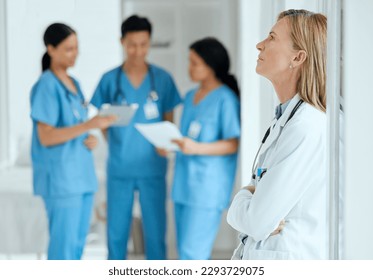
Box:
[30,23,116,259]
[171,38,241,259]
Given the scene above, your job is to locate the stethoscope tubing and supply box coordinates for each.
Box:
[251,100,304,180]
[51,72,86,122]
[114,63,157,105]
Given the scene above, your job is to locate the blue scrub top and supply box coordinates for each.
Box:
[90,64,181,179]
[172,85,240,210]
[30,70,97,198]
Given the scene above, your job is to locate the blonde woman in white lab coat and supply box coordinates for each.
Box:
[227,9,327,259]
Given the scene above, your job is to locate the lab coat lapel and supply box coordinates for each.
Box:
[277,95,301,128]
[260,95,301,155]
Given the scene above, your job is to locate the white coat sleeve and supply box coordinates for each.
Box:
[227,117,325,242]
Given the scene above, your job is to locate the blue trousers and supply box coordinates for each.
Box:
[107,177,166,260]
[174,203,222,260]
[43,193,94,260]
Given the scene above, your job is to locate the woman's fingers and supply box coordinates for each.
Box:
[270,220,286,236]
[84,134,98,150]
[156,147,168,157]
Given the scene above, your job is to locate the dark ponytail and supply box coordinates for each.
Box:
[42,52,51,72]
[190,37,240,98]
[42,23,75,72]
[220,74,239,97]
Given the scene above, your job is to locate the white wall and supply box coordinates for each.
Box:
[343,0,373,259]
[239,0,274,186]
[5,0,121,163]
[0,0,9,168]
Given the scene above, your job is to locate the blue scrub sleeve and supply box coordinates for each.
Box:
[162,75,182,113]
[90,77,109,109]
[221,96,241,139]
[30,81,60,127]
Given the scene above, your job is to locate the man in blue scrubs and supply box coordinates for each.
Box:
[91,15,181,260]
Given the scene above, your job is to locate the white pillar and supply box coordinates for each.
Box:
[0,0,9,168]
[343,0,373,259]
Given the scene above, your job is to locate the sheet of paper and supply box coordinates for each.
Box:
[99,104,138,126]
[135,121,183,151]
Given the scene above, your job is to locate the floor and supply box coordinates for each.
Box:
[0,229,233,260]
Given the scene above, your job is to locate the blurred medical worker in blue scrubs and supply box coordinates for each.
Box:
[30,23,116,260]
[171,38,241,259]
[90,15,181,260]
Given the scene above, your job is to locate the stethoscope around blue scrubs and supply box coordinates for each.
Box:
[53,74,87,123]
[251,99,304,180]
[113,64,159,105]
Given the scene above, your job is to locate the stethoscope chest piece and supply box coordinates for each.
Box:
[149,90,159,102]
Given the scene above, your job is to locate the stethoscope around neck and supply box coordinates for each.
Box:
[113,63,158,105]
[251,99,304,180]
[52,72,87,122]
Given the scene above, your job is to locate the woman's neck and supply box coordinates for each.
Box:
[50,63,77,93]
[50,64,68,80]
[193,76,221,105]
[200,75,221,93]
[272,77,298,103]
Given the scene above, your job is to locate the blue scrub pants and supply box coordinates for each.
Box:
[107,177,166,260]
[174,203,222,260]
[43,193,94,260]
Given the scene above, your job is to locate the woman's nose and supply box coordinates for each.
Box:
[256,40,264,51]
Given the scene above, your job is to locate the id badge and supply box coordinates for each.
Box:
[188,121,202,139]
[144,101,159,119]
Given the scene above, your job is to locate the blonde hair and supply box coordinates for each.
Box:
[278,9,327,112]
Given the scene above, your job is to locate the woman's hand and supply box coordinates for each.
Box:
[270,220,285,236]
[86,115,117,130]
[172,138,200,155]
[84,134,98,150]
[156,148,169,157]
[243,185,256,194]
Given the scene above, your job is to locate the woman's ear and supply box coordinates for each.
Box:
[46,45,55,57]
[292,50,307,67]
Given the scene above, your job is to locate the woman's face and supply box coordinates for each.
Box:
[256,18,296,81]
[188,50,214,82]
[121,31,150,65]
[48,33,78,68]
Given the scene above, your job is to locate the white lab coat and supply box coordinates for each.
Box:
[227,95,327,260]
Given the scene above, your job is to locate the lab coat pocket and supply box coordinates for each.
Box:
[243,249,294,260]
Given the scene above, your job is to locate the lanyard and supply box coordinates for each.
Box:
[251,99,304,180]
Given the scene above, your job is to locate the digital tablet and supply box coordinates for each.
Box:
[99,103,138,126]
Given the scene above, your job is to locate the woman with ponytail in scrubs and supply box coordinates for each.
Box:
[30,23,116,259]
[171,38,241,259]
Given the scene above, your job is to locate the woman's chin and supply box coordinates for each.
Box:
[255,65,262,75]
